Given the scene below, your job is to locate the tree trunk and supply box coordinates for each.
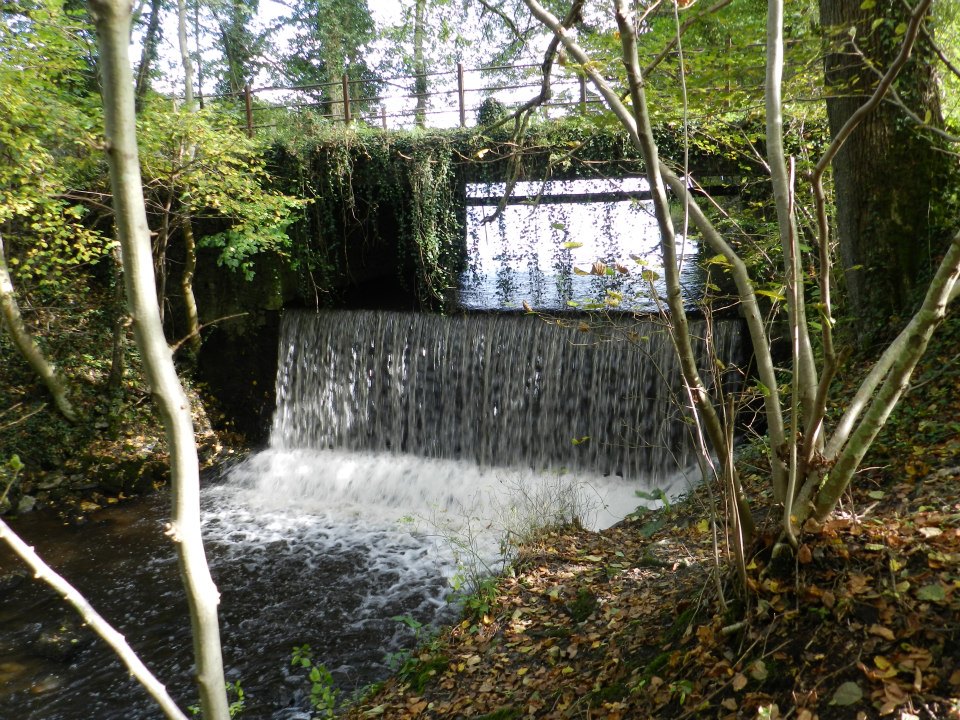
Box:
[177,0,195,107]
[0,233,79,423]
[820,0,947,332]
[413,0,427,128]
[86,2,230,719]
[180,216,200,354]
[177,0,200,351]
[134,0,162,111]
[106,242,127,393]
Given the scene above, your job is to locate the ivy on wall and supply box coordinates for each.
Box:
[270,127,467,311]
[264,116,772,311]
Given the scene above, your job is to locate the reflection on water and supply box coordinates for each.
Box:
[459,179,703,312]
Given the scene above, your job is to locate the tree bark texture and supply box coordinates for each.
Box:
[0,233,78,423]
[87,2,230,718]
[820,0,947,330]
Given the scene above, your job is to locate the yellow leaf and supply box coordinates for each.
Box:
[695,519,709,533]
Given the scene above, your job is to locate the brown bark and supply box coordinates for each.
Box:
[820,0,947,331]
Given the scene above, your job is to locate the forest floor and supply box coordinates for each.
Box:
[343,316,960,720]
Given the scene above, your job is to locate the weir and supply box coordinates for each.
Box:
[270,309,743,486]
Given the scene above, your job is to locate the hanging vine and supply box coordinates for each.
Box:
[271,127,465,310]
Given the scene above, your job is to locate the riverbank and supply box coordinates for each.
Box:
[3,292,959,718]
[0,281,245,521]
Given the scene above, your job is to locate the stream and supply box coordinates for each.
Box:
[0,449,677,719]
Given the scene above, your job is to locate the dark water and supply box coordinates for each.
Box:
[0,485,457,720]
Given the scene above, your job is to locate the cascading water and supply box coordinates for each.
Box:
[271,309,741,483]
[221,308,743,575]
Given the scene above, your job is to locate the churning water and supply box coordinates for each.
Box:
[0,308,741,719]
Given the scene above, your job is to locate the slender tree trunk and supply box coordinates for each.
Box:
[413,0,427,128]
[796,230,960,522]
[180,216,200,354]
[820,0,947,332]
[177,0,195,107]
[134,0,162,112]
[0,233,79,423]
[192,0,205,108]
[87,2,229,719]
[177,0,201,350]
[155,188,173,325]
[106,242,127,392]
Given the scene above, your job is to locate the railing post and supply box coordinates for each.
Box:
[457,62,466,128]
[579,75,587,114]
[342,72,351,124]
[244,83,253,138]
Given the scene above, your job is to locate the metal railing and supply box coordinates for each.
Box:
[209,47,769,137]
[218,63,609,137]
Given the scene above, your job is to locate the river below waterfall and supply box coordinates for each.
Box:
[0,449,688,720]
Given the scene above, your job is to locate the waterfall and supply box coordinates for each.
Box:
[270,309,743,485]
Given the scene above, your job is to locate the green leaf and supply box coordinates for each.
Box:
[755,288,786,302]
[562,241,583,249]
[859,0,876,8]
[916,584,946,602]
[705,253,731,267]
[829,681,862,706]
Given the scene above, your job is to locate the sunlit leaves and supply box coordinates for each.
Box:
[0,0,108,291]
[136,101,306,280]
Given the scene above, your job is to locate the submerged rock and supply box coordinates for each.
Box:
[16,495,36,514]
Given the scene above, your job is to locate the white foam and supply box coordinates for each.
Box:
[205,448,697,584]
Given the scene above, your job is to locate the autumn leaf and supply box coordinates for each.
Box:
[829,681,863,706]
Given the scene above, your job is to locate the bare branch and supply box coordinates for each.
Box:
[0,519,190,720]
